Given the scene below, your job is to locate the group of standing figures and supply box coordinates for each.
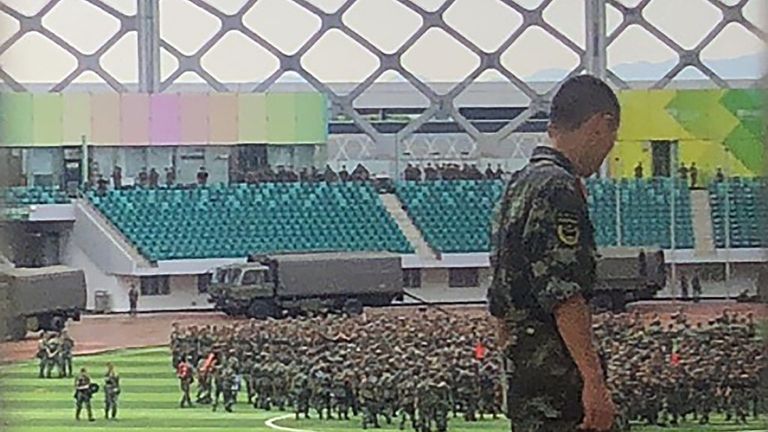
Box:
[171,313,501,432]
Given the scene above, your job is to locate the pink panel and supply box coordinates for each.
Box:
[209,93,238,144]
[180,93,209,145]
[90,93,121,145]
[150,93,181,145]
[120,93,149,145]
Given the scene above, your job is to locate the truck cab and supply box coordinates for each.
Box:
[208,263,274,315]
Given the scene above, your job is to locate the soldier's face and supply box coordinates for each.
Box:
[581,113,618,175]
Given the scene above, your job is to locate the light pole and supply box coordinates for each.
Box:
[669,142,677,299]
[614,156,622,247]
[724,148,731,298]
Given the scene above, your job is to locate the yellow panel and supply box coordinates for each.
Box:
[618,90,691,141]
[609,141,651,178]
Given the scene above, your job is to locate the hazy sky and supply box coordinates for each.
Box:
[0,0,764,84]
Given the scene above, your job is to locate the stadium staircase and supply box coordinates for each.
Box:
[690,190,716,254]
[73,198,153,272]
[380,193,437,259]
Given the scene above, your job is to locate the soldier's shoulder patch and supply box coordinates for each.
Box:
[555,212,580,246]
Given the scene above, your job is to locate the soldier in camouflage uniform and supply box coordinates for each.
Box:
[488,75,619,432]
[359,374,380,429]
[60,330,75,377]
[36,332,47,378]
[45,332,63,378]
[104,362,120,419]
[291,368,312,419]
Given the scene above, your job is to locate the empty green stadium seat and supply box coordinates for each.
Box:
[396,178,695,253]
[708,177,767,248]
[87,183,413,261]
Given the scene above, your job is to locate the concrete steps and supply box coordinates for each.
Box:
[380,193,437,260]
[75,199,153,269]
[690,190,715,255]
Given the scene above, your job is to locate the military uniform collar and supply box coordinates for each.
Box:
[529,146,576,176]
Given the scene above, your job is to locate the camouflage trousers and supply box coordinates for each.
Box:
[104,390,119,419]
[293,391,311,419]
[361,400,380,429]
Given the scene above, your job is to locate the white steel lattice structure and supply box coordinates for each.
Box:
[0,0,763,155]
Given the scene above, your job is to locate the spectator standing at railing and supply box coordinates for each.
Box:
[634,162,643,179]
[165,166,176,187]
[149,168,160,189]
[424,163,438,181]
[715,167,725,183]
[196,167,209,186]
[485,164,495,180]
[494,164,505,180]
[112,166,122,189]
[324,165,339,183]
[690,163,698,188]
[137,168,148,188]
[338,165,350,182]
[678,163,688,184]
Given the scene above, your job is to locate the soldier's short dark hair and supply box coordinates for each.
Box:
[549,74,620,131]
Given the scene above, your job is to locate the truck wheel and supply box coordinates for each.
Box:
[342,298,364,316]
[247,300,276,320]
[51,316,66,332]
[589,294,612,314]
[6,317,27,341]
[610,292,626,313]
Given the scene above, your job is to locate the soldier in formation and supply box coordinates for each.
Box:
[596,309,764,428]
[168,308,762,430]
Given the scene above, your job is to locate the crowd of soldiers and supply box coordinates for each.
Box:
[169,308,763,430]
[403,163,504,182]
[598,310,764,429]
[171,311,501,431]
[36,330,75,379]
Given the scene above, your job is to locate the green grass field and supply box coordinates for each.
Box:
[0,347,763,432]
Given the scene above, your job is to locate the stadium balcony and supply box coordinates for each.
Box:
[0,186,71,206]
[709,177,766,248]
[86,182,413,261]
[396,178,695,253]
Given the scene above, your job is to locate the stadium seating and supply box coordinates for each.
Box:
[88,183,413,261]
[396,180,505,253]
[397,179,695,253]
[709,178,766,248]
[0,186,71,206]
[613,178,694,249]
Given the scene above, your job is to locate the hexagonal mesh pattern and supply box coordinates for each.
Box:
[605,0,764,89]
[0,0,138,91]
[0,0,761,148]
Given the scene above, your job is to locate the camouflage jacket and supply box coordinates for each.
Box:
[487,146,595,417]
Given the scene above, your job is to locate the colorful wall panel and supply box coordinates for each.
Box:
[209,93,238,145]
[32,93,63,145]
[62,92,90,145]
[0,92,328,147]
[0,93,33,146]
[611,89,764,180]
[121,93,150,145]
[151,94,180,145]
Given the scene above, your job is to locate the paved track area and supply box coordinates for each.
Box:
[1,301,764,363]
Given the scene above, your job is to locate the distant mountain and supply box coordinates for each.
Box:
[527,53,764,82]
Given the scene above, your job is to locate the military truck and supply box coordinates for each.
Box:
[208,252,403,319]
[0,258,87,340]
[591,247,665,312]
